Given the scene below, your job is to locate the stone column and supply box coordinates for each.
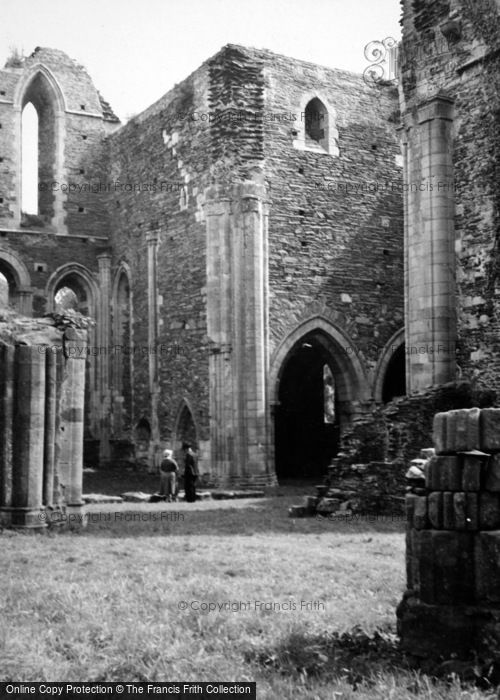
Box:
[231,183,273,485]
[43,348,58,507]
[204,182,276,487]
[0,344,15,526]
[398,124,412,389]
[146,230,160,468]
[17,289,33,316]
[97,253,112,464]
[11,345,46,528]
[405,94,456,391]
[205,187,233,481]
[58,329,87,516]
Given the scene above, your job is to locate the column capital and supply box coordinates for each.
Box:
[145,230,159,245]
[97,252,112,269]
[417,93,455,124]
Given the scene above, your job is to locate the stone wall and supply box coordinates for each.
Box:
[400,0,500,392]
[261,48,404,371]
[105,53,213,461]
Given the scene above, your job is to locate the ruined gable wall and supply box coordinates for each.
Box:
[0,47,116,237]
[400,0,500,391]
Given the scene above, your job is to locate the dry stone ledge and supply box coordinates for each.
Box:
[398,407,500,657]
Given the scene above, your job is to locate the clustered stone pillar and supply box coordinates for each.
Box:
[403,94,456,392]
[398,407,500,656]
[0,344,14,521]
[0,330,87,529]
[11,346,46,528]
[97,253,112,464]
[204,181,276,487]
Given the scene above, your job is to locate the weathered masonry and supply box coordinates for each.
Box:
[0,313,87,528]
[0,44,404,487]
[396,0,500,660]
[399,0,500,393]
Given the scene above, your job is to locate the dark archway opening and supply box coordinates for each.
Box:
[176,404,198,450]
[382,344,406,403]
[0,272,8,307]
[0,264,16,308]
[275,336,340,480]
[54,274,90,315]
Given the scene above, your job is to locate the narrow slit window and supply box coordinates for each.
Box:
[21,102,39,215]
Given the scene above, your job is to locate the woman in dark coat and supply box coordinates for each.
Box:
[182,442,198,502]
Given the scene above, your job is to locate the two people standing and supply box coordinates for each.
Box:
[159,442,198,502]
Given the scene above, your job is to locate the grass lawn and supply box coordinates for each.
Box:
[0,480,496,699]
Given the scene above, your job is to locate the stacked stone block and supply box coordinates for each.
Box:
[398,407,500,656]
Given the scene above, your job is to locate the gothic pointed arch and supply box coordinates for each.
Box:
[46,263,98,316]
[269,316,369,408]
[294,92,339,155]
[14,64,66,229]
[373,328,406,404]
[269,316,369,479]
[14,64,66,112]
[173,399,199,450]
[0,248,32,314]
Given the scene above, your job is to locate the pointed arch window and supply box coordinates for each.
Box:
[19,70,63,227]
[294,96,339,156]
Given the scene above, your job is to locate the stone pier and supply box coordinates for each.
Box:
[0,317,87,529]
[398,407,500,656]
[403,95,456,392]
[204,181,276,487]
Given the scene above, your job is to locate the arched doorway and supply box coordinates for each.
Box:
[174,402,198,449]
[373,330,407,405]
[272,321,367,481]
[275,338,340,479]
[382,344,406,403]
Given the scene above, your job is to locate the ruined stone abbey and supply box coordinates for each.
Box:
[1,0,499,527]
[0,40,404,500]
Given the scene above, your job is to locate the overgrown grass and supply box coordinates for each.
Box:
[0,487,497,698]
